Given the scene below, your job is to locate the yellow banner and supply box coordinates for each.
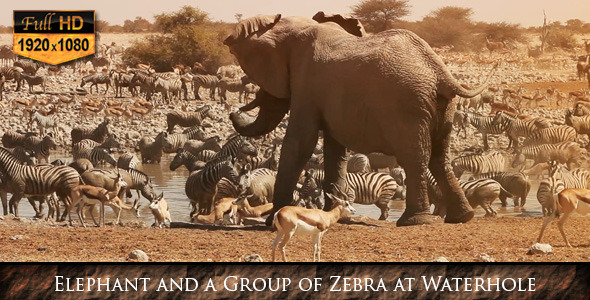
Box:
[13,33,95,65]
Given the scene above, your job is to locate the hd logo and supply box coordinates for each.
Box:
[13,11,96,65]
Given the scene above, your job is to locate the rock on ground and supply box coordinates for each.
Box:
[128,250,149,262]
[528,243,553,255]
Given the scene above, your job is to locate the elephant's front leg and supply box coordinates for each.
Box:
[322,133,348,209]
[266,115,319,226]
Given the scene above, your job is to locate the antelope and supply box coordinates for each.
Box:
[11,98,30,115]
[68,171,128,227]
[129,105,152,120]
[191,197,238,225]
[149,192,171,228]
[272,185,356,262]
[81,103,105,120]
[537,188,590,247]
[232,195,273,225]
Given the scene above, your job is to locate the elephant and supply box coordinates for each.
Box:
[224,12,496,226]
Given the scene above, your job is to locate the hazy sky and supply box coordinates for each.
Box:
[4,0,590,27]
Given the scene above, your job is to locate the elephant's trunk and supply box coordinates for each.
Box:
[230,89,289,137]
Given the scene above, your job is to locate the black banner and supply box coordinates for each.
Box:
[0,264,587,299]
[13,11,94,34]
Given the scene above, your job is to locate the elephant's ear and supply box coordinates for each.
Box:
[224,14,282,46]
[312,11,366,37]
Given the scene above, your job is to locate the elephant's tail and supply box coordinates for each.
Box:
[440,62,498,99]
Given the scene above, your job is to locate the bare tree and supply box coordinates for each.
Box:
[351,0,410,33]
[540,10,549,53]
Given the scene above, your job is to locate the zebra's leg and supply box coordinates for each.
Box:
[376,200,389,220]
[0,190,7,215]
[322,133,348,210]
[9,194,23,217]
[483,132,490,150]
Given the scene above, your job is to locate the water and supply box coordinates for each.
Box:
[11,152,546,224]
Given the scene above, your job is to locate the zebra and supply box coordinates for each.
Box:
[3,147,37,165]
[80,73,112,94]
[29,110,58,137]
[240,145,280,171]
[170,149,205,172]
[512,142,585,171]
[458,178,507,216]
[573,103,590,116]
[565,109,590,136]
[137,132,167,164]
[0,66,23,91]
[72,146,117,166]
[23,134,57,163]
[463,112,507,150]
[192,74,219,100]
[14,60,41,75]
[491,111,549,149]
[451,152,505,178]
[90,56,110,70]
[469,172,531,207]
[166,105,215,133]
[71,118,110,146]
[162,126,208,153]
[425,169,445,216]
[111,70,137,97]
[116,152,142,171]
[347,153,371,173]
[20,73,46,93]
[236,165,277,206]
[214,135,258,160]
[218,76,250,103]
[72,135,120,157]
[215,177,240,203]
[0,45,14,67]
[307,168,397,220]
[0,147,80,218]
[551,166,590,189]
[522,125,577,147]
[2,131,37,148]
[166,77,184,102]
[185,157,239,216]
[183,136,223,156]
[536,177,565,216]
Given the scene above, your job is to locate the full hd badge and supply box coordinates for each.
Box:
[13,10,95,64]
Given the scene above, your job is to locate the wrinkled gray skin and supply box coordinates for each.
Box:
[226,13,495,226]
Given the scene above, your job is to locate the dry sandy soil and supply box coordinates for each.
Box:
[0,215,589,262]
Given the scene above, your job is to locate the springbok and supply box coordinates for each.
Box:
[537,188,590,247]
[272,185,356,262]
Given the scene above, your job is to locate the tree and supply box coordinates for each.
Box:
[565,19,584,32]
[413,6,475,51]
[351,0,410,33]
[155,6,209,33]
[95,20,110,32]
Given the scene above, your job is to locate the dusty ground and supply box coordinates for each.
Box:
[0,216,589,262]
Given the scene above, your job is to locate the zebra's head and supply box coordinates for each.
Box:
[43,134,57,150]
[491,111,506,126]
[239,140,258,157]
[170,149,187,171]
[236,163,252,195]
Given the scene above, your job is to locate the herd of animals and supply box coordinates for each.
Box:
[1,16,590,261]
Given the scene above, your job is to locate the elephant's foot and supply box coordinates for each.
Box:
[396,210,438,226]
[444,205,474,224]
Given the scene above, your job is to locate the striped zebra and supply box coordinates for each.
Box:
[72,146,116,166]
[347,153,371,173]
[552,166,590,189]
[236,166,277,205]
[183,136,223,156]
[185,157,239,216]
[162,126,208,153]
[536,177,565,216]
[464,112,507,150]
[470,172,530,207]
[29,110,58,137]
[20,73,46,93]
[166,77,184,102]
[240,145,280,171]
[111,71,137,97]
[3,147,37,165]
[80,73,112,94]
[215,177,240,202]
[491,111,549,149]
[14,60,40,75]
[573,103,590,116]
[170,150,205,172]
[451,152,505,177]
[522,126,577,147]
[425,169,445,216]
[0,66,23,91]
[308,168,397,220]
[166,105,215,133]
[512,142,584,171]
[137,132,166,164]
[0,147,80,218]
[565,110,590,135]
[71,118,110,146]
[193,74,219,100]
[218,76,249,103]
[116,152,142,171]
[458,178,507,216]
[23,134,56,163]
[2,131,37,148]
[72,135,120,157]
[130,71,161,101]
[213,135,257,160]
